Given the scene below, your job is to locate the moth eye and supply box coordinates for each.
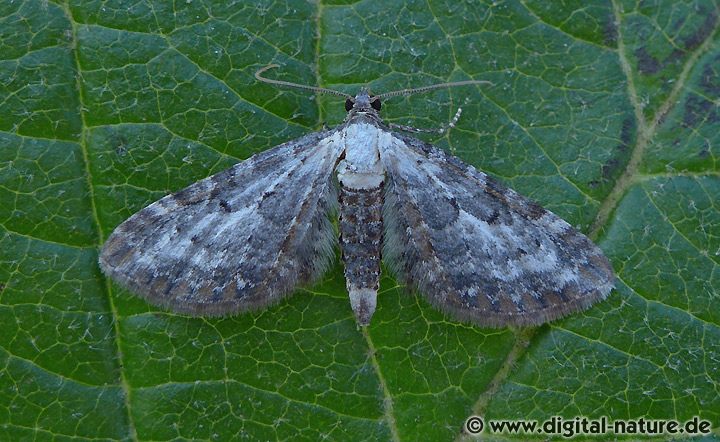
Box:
[345,98,354,112]
[371,98,381,111]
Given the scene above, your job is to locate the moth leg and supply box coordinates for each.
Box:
[388,107,463,135]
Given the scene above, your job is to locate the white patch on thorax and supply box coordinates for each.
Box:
[336,123,386,189]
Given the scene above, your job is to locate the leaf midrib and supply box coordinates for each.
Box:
[62,2,139,440]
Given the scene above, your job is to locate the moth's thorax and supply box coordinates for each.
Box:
[336,122,387,190]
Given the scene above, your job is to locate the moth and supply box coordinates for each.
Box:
[100,65,614,327]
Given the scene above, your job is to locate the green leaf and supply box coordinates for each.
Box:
[1,0,718,441]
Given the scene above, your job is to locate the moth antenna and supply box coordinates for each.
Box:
[376,79,492,100]
[255,64,353,99]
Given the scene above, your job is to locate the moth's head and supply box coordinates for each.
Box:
[345,88,381,115]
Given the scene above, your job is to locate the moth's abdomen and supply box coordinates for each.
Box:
[339,183,383,325]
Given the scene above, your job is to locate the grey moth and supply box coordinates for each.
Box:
[100,65,614,327]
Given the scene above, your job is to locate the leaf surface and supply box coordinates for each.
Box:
[1,0,718,440]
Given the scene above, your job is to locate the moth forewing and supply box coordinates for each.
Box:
[99,129,343,316]
[378,132,614,327]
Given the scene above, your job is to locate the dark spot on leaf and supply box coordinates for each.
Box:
[602,158,620,179]
[699,56,720,95]
[635,47,685,75]
[598,116,634,184]
[682,95,713,127]
[635,10,718,75]
[635,47,663,75]
[619,117,634,149]
[681,10,717,51]
[602,13,618,46]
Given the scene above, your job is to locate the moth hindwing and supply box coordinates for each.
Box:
[100,68,614,327]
